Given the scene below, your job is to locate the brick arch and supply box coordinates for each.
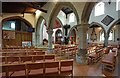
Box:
[2,16,33,28]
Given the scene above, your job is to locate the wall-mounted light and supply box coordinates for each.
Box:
[35,10,41,15]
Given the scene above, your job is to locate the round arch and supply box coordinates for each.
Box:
[48,2,79,29]
[36,16,45,35]
[56,17,64,30]
[107,18,120,35]
[69,28,76,44]
[68,25,77,37]
[36,16,47,46]
[55,29,62,44]
[81,2,96,23]
[2,16,33,27]
[90,22,106,34]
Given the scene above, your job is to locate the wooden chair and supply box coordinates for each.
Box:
[0,65,7,77]
[60,59,73,76]
[35,52,45,55]
[20,56,32,63]
[44,61,59,76]
[102,52,116,71]
[44,54,55,62]
[0,57,6,64]
[7,57,20,64]
[28,52,36,55]
[26,62,44,77]
[6,63,26,77]
[32,55,44,62]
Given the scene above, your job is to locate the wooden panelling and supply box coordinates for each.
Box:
[2,30,32,48]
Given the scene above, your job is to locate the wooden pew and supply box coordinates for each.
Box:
[7,57,20,64]
[32,55,44,62]
[0,64,7,77]
[102,52,116,71]
[60,59,73,76]
[4,63,26,77]
[26,62,44,77]
[44,54,55,62]
[44,61,59,76]
[20,56,33,63]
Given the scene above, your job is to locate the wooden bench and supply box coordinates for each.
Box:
[1,59,74,77]
[102,52,116,71]
[60,59,73,76]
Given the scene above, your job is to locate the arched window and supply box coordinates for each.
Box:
[100,31,104,41]
[116,0,120,11]
[100,30,114,41]
[87,33,89,40]
[69,13,75,23]
[95,2,105,16]
[108,30,114,41]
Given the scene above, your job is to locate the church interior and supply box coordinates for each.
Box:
[0,0,120,77]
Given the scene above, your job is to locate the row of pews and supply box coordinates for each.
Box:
[1,59,73,77]
[1,55,55,64]
[0,48,74,77]
[102,47,118,71]
[54,45,78,58]
[87,46,104,64]
[87,44,118,72]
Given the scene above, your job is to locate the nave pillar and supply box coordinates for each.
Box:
[76,24,88,64]
[0,1,2,49]
[104,33,109,47]
[0,20,2,50]
[36,34,40,47]
[47,29,53,53]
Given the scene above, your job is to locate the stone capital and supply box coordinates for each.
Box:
[47,30,53,35]
[76,24,89,30]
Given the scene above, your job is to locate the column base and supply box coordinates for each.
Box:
[76,49,88,64]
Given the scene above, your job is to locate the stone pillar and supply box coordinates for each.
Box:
[104,33,109,47]
[47,29,53,53]
[36,34,40,47]
[32,32,36,47]
[0,19,2,50]
[0,1,2,49]
[76,24,88,64]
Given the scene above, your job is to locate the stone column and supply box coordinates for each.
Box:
[0,19,2,50]
[104,33,109,47]
[47,29,53,53]
[76,24,88,64]
[0,1,2,49]
[36,34,40,47]
[32,32,36,47]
